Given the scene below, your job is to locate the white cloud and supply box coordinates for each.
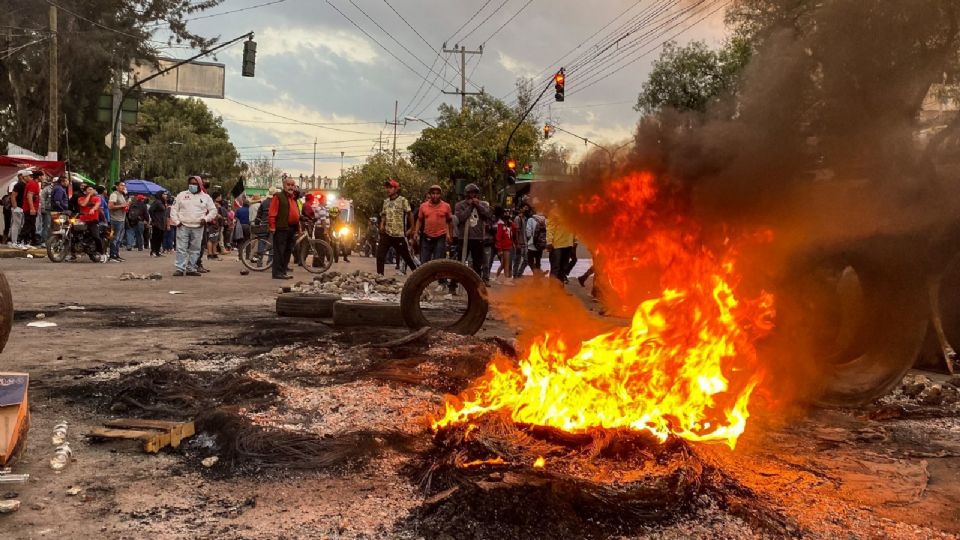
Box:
[258,27,379,65]
[497,51,539,78]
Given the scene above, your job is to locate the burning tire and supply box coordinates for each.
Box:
[781,251,928,407]
[0,272,11,353]
[400,259,489,336]
[275,293,341,318]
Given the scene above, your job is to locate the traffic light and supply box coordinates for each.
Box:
[544,123,552,139]
[506,158,518,185]
[554,69,565,102]
[242,37,257,77]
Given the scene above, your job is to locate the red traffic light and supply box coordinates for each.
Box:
[554,69,565,102]
[554,72,565,85]
[506,159,517,171]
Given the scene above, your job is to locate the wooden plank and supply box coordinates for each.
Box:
[87,427,172,454]
[102,419,195,447]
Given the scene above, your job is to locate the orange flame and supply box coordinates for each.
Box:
[433,172,775,450]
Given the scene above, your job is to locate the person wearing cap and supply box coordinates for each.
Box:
[19,169,43,246]
[376,179,418,275]
[412,184,453,265]
[454,183,493,282]
[6,170,28,248]
[170,176,217,276]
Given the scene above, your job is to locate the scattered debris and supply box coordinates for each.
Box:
[240,269,249,276]
[35,313,45,320]
[0,499,20,513]
[26,321,56,328]
[66,487,81,496]
[293,270,403,302]
[61,305,85,311]
[201,456,219,468]
[119,272,162,281]
[168,291,183,295]
[87,419,195,454]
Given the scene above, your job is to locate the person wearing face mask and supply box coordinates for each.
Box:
[169,176,217,276]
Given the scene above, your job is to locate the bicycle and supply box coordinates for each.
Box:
[239,220,334,274]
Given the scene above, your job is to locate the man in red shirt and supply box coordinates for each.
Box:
[77,184,105,258]
[412,184,452,264]
[20,170,42,246]
[267,177,300,280]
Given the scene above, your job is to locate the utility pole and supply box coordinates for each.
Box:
[385,100,401,166]
[340,151,344,187]
[47,4,58,158]
[271,148,276,182]
[312,138,317,181]
[441,44,483,110]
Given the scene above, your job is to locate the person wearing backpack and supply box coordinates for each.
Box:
[524,204,548,276]
[125,194,148,251]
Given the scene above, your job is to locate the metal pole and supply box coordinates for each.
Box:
[312,138,317,181]
[109,69,122,188]
[271,148,276,182]
[460,45,466,111]
[392,100,398,166]
[340,151,344,186]
[47,4,58,158]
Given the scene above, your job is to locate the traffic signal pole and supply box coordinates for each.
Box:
[502,69,564,187]
[108,31,255,189]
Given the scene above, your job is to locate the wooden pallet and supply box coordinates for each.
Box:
[87,419,195,454]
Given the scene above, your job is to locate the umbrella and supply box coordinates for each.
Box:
[71,172,96,186]
[123,179,168,195]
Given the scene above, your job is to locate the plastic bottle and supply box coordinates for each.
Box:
[51,422,68,445]
[49,443,72,472]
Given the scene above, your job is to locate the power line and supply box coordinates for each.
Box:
[144,0,290,28]
[45,0,145,41]
[481,0,535,45]
[0,36,51,61]
[326,0,449,96]
[223,98,391,135]
[447,0,494,44]
[459,0,512,43]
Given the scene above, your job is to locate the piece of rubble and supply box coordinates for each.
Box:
[921,384,944,406]
[66,487,81,496]
[35,313,45,320]
[0,499,20,513]
[26,321,57,328]
[201,456,219,468]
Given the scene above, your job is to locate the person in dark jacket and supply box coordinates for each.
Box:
[149,192,168,257]
[51,176,70,212]
[267,179,299,280]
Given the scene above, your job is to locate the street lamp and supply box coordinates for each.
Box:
[403,116,435,128]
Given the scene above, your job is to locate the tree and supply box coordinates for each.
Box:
[408,83,541,199]
[634,38,751,115]
[0,0,223,175]
[341,152,436,222]
[125,96,242,194]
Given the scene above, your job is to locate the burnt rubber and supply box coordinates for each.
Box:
[400,259,489,336]
[0,272,12,353]
[275,293,341,318]
[333,300,406,327]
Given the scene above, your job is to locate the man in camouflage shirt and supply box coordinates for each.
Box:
[376,179,418,275]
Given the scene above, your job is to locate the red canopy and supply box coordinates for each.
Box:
[0,156,67,177]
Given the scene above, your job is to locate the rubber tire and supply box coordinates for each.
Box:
[276,293,342,318]
[783,251,928,407]
[46,235,68,263]
[0,272,12,354]
[333,300,406,327]
[400,259,489,336]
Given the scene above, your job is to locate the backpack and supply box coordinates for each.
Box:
[127,202,142,225]
[531,215,547,251]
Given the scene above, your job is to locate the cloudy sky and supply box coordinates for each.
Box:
[155,0,729,179]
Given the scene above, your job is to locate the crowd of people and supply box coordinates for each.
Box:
[372,178,593,289]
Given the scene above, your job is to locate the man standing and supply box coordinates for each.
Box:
[51,176,70,213]
[126,194,148,251]
[170,176,216,276]
[376,179,417,275]
[149,192,169,257]
[267,177,300,280]
[20,169,42,246]
[453,183,492,281]
[7,170,27,248]
[108,181,129,262]
[525,204,547,275]
[39,176,53,243]
[512,203,530,278]
[413,184,453,264]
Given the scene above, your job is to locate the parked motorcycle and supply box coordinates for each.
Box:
[46,213,106,263]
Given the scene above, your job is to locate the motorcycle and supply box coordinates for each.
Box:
[46,213,106,263]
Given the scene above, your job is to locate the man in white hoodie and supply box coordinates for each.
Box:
[169,176,217,276]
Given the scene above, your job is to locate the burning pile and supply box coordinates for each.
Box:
[434,172,775,450]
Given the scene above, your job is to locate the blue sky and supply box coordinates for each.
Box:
[154,0,729,178]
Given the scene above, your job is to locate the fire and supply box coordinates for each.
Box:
[433,172,775,450]
[533,456,546,468]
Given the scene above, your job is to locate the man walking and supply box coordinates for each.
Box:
[525,204,547,275]
[512,203,530,278]
[7,170,27,248]
[376,179,417,275]
[412,184,452,264]
[125,194,148,251]
[108,181,129,262]
[170,176,216,276]
[453,183,492,281]
[546,209,575,283]
[268,177,300,280]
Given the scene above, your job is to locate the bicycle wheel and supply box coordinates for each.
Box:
[298,238,334,274]
[240,237,273,272]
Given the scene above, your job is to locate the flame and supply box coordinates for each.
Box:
[533,456,546,468]
[433,172,775,450]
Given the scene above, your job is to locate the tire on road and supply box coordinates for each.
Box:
[400,259,488,336]
[275,293,342,318]
[46,235,68,263]
[0,272,12,353]
[333,300,406,327]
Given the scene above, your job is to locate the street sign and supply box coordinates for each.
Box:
[105,132,126,150]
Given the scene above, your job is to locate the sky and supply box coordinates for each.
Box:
[154,0,730,180]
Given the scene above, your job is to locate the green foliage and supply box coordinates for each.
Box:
[634,38,751,115]
[126,96,242,194]
[0,0,223,175]
[408,87,540,199]
[341,152,436,221]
